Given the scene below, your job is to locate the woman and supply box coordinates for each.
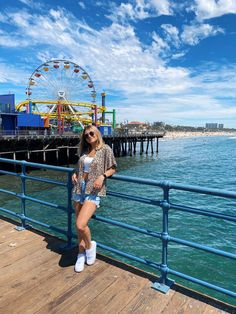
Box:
[72,125,117,272]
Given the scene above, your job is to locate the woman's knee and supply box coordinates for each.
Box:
[76,220,87,233]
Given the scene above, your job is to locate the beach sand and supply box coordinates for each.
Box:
[163,131,236,140]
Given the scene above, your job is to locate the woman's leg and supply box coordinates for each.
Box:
[76,200,97,250]
[74,201,86,253]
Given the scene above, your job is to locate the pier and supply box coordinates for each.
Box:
[0,158,236,310]
[0,132,164,167]
[0,218,234,313]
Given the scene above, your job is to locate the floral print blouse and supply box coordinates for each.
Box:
[73,144,117,197]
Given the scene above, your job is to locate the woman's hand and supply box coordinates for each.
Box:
[93,175,105,190]
[72,173,78,185]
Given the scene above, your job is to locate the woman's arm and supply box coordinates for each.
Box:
[93,166,116,190]
[72,170,79,184]
[103,166,116,178]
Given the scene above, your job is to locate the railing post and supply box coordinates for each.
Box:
[62,171,74,250]
[152,183,175,293]
[16,161,27,231]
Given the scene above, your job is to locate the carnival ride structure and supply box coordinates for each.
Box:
[16,60,109,132]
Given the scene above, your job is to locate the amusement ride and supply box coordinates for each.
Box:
[15,59,112,132]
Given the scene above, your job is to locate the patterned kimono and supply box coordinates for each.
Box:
[73,144,117,197]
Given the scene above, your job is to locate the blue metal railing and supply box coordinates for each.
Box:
[0,158,74,248]
[0,158,235,300]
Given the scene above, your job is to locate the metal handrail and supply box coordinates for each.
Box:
[0,158,74,248]
[0,157,235,300]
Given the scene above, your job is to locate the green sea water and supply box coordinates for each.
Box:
[0,135,235,305]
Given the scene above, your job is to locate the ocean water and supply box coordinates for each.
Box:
[97,135,236,305]
[0,135,235,305]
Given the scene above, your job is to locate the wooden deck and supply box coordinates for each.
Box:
[0,217,235,314]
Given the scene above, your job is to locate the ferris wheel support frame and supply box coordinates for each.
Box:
[57,100,62,134]
[101,92,106,124]
[16,98,107,128]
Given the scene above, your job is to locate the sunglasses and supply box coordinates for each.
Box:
[84,131,95,138]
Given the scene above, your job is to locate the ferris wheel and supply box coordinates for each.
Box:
[16,59,106,129]
[26,59,96,104]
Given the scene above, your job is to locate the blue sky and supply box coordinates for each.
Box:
[0,0,236,127]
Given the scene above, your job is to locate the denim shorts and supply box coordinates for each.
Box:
[72,180,100,207]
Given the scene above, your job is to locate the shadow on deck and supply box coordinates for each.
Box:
[0,216,235,314]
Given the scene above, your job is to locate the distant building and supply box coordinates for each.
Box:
[205,123,218,129]
[127,121,147,128]
[124,121,148,135]
[205,123,224,129]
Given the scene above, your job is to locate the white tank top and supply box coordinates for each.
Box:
[83,156,94,173]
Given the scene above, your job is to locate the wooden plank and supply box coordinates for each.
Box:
[0,233,42,267]
[173,285,235,314]
[162,290,191,313]
[0,236,44,268]
[203,303,234,314]
[80,266,148,314]
[0,224,38,244]
[120,283,176,314]
[181,298,213,314]
[4,260,109,313]
[0,253,60,306]
[0,220,234,314]
[0,219,14,229]
[37,262,117,313]
[0,236,68,309]
[0,236,62,286]
[0,220,18,233]
[0,226,29,245]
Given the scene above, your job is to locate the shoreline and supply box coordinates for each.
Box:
[163,131,236,139]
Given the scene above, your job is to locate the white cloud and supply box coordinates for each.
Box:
[78,2,86,10]
[0,13,7,23]
[150,0,172,16]
[8,10,31,28]
[19,0,45,10]
[0,36,28,47]
[1,8,80,48]
[113,62,236,126]
[0,5,235,127]
[172,52,186,60]
[151,22,223,59]
[161,24,180,47]
[150,25,180,59]
[107,2,146,23]
[107,0,172,23]
[95,1,103,7]
[19,0,34,5]
[194,0,236,20]
[152,31,170,54]
[115,91,236,126]
[193,64,236,98]
[181,23,224,45]
[0,8,194,111]
[0,63,29,84]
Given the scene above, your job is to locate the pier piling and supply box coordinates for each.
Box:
[0,133,164,165]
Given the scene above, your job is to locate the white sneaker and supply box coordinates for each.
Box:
[74,253,85,272]
[86,241,97,265]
